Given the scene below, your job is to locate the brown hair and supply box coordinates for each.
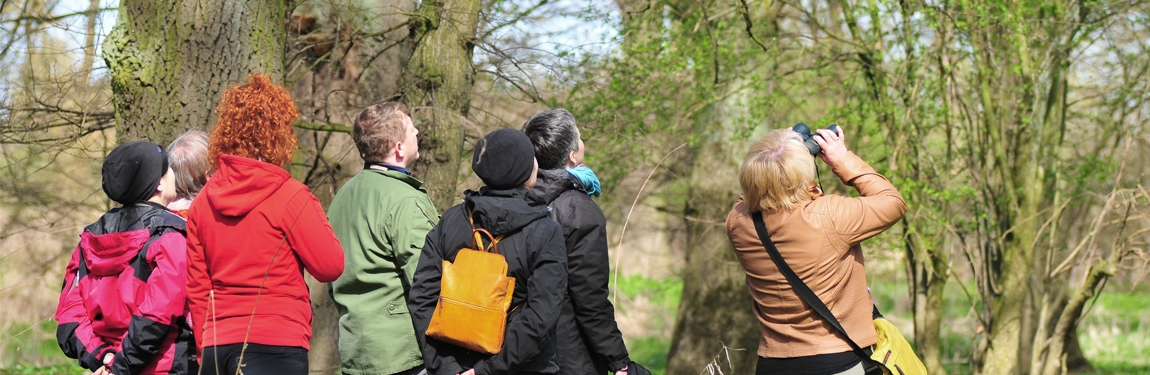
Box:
[352,102,408,163]
[208,73,300,168]
[167,130,210,199]
[739,128,816,212]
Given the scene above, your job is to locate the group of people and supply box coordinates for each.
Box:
[53,73,640,375]
[54,71,907,375]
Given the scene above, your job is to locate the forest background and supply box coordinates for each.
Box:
[2,0,1150,374]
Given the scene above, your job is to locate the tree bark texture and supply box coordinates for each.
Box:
[80,0,100,86]
[402,0,481,212]
[961,2,1086,373]
[355,0,416,103]
[285,0,420,368]
[666,105,758,375]
[908,226,950,375]
[103,0,286,146]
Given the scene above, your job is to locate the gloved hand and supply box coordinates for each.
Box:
[627,361,652,375]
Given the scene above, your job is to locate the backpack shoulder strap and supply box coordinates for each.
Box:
[467,209,506,254]
[133,212,185,281]
[485,234,505,253]
[750,211,873,362]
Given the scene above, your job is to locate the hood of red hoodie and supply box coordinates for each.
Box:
[205,155,291,217]
[79,229,150,276]
[77,203,182,276]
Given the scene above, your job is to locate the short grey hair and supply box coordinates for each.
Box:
[167,130,210,199]
[522,108,579,170]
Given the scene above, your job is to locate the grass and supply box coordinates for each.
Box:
[625,337,670,375]
[0,319,73,374]
[1077,290,1150,374]
[613,274,681,375]
[613,274,683,311]
[0,364,85,375]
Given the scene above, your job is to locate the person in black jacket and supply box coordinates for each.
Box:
[523,109,632,375]
[408,128,568,375]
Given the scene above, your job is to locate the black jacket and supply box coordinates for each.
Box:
[531,169,630,374]
[408,187,568,375]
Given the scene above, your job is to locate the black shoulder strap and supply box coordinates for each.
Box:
[132,210,187,281]
[750,211,873,362]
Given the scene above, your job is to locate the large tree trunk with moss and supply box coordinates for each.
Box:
[656,2,781,373]
[103,0,286,145]
[666,105,759,375]
[402,0,481,212]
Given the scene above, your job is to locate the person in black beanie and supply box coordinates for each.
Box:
[102,140,171,205]
[471,128,538,190]
[55,140,197,375]
[408,128,568,375]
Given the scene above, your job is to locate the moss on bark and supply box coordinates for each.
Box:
[104,0,286,145]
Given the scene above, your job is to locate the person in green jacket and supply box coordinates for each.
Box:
[329,102,439,375]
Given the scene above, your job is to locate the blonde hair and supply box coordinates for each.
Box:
[739,128,816,212]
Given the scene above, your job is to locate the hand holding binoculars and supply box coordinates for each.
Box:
[792,123,840,155]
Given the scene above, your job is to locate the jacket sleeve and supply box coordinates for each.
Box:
[558,195,630,371]
[283,188,345,282]
[473,221,569,375]
[55,245,114,371]
[407,219,465,375]
[186,213,209,352]
[112,231,188,375]
[828,151,908,247]
[390,197,439,290]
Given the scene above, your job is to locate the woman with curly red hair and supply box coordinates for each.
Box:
[185,73,344,375]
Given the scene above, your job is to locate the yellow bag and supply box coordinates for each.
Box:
[870,317,928,375]
[425,220,516,354]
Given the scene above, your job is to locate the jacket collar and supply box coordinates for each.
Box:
[530,168,580,204]
[364,167,425,192]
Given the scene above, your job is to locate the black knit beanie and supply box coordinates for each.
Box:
[472,128,536,190]
[102,141,169,205]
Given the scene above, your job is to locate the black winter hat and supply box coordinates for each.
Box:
[472,128,536,190]
[102,141,169,205]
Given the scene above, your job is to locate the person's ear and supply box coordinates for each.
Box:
[395,141,406,160]
[151,179,166,201]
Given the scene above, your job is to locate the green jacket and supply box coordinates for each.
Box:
[329,168,439,375]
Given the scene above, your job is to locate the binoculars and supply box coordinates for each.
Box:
[792,123,840,155]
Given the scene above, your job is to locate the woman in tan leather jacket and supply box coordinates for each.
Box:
[725,126,906,375]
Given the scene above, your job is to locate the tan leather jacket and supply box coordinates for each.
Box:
[725,150,906,359]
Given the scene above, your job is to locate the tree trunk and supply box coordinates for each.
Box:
[355,0,416,103]
[963,1,1085,372]
[103,0,287,145]
[284,1,420,371]
[402,0,481,212]
[80,0,100,86]
[666,103,759,375]
[838,2,951,371]
[908,229,950,375]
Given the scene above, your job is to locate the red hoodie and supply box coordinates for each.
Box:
[186,155,343,352]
